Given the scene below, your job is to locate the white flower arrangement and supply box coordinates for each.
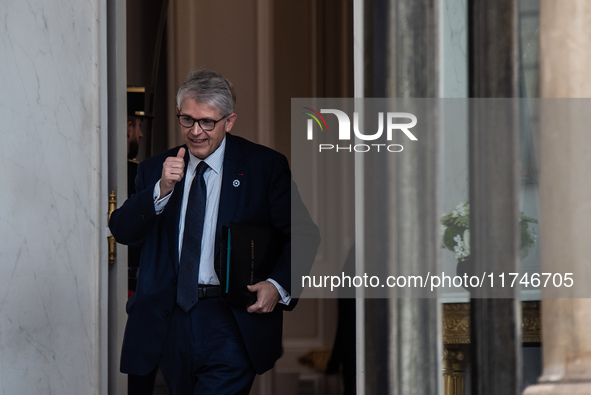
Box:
[441,202,537,262]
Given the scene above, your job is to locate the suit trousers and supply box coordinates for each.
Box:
[128,366,157,395]
[158,297,256,395]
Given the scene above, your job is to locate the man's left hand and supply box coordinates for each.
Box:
[246,281,280,314]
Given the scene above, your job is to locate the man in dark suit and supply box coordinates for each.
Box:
[126,86,147,297]
[126,87,159,394]
[109,68,319,394]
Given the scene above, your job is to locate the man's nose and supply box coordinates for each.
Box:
[189,122,205,134]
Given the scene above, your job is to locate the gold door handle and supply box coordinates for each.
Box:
[108,191,116,265]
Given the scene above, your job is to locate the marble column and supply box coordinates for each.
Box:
[360,0,441,394]
[0,1,106,394]
[523,1,591,394]
[388,1,441,394]
[468,1,522,394]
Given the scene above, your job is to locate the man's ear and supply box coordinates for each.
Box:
[225,113,237,132]
[176,106,180,115]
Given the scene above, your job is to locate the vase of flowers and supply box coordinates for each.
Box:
[441,202,538,277]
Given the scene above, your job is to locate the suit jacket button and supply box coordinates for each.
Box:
[164,310,171,317]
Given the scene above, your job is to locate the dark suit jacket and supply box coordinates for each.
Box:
[109,133,319,375]
[127,159,141,293]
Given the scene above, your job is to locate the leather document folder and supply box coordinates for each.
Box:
[219,222,284,306]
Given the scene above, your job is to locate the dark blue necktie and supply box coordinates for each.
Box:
[177,160,208,312]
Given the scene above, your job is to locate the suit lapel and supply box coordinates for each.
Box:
[215,134,244,259]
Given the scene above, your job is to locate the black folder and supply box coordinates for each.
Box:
[219,222,284,306]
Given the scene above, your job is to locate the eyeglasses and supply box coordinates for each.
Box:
[177,114,228,131]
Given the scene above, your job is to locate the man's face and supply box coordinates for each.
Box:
[178,98,236,159]
[127,117,143,159]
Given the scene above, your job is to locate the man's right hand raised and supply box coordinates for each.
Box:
[160,147,186,197]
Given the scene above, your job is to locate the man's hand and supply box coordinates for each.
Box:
[160,147,186,196]
[246,281,280,314]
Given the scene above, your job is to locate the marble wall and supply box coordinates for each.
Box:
[0,1,103,393]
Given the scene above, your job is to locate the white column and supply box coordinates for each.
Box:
[0,1,105,393]
[524,1,591,394]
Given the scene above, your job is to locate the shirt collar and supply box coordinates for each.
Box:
[187,136,226,176]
